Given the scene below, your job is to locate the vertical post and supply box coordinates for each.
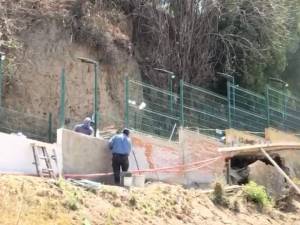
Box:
[125,77,129,127]
[48,113,53,143]
[265,84,270,127]
[283,86,288,130]
[180,79,184,126]
[227,80,232,128]
[226,159,232,185]
[170,77,173,114]
[94,63,98,137]
[59,68,65,128]
[0,56,3,107]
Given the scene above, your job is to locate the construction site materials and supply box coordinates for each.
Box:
[132,148,140,172]
[69,179,101,190]
[133,174,145,187]
[31,143,57,179]
[218,142,300,155]
[124,176,133,187]
[260,148,300,194]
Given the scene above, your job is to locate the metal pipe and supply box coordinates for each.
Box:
[180,80,184,126]
[0,52,5,107]
[77,57,99,137]
[94,63,98,136]
[125,77,129,127]
[153,68,176,113]
[59,68,66,128]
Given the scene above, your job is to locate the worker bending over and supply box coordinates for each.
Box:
[109,128,132,185]
[74,117,94,136]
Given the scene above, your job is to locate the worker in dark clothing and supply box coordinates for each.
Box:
[108,128,132,184]
[74,117,94,136]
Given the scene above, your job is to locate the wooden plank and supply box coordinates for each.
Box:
[218,142,300,154]
[260,148,300,195]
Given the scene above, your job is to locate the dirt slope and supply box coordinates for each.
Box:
[0,175,299,225]
[0,0,139,128]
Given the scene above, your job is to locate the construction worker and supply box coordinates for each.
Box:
[74,117,94,136]
[108,128,132,185]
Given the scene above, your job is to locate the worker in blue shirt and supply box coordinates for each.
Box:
[109,128,132,184]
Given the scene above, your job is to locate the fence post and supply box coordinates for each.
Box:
[265,84,270,127]
[48,113,53,143]
[59,68,65,128]
[180,79,184,126]
[0,57,2,107]
[125,77,129,127]
[227,80,232,128]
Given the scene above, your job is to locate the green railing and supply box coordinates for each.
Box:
[125,78,300,140]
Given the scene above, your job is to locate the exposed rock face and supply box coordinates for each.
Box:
[248,160,287,200]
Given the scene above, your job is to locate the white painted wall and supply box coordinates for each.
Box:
[0,132,61,175]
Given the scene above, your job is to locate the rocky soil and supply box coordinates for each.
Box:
[0,175,299,225]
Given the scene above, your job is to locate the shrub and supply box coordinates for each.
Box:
[212,182,229,207]
[243,181,273,207]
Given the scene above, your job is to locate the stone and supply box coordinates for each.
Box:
[248,161,287,200]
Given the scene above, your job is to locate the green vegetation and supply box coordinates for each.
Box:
[243,181,273,207]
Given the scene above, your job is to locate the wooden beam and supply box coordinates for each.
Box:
[218,142,300,154]
[260,148,300,195]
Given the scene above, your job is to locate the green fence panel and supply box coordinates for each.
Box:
[182,82,228,137]
[268,86,300,132]
[230,84,267,133]
[125,78,300,140]
[0,106,50,142]
[127,80,180,139]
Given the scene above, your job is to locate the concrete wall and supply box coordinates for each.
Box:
[57,129,225,186]
[180,129,225,186]
[130,132,184,184]
[0,132,60,175]
[57,129,112,175]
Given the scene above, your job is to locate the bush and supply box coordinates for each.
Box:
[244,181,273,207]
[212,182,229,207]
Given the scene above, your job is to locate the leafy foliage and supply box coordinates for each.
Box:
[244,181,273,207]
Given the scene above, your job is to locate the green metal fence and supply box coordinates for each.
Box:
[126,80,180,139]
[183,82,228,137]
[230,84,267,133]
[0,106,52,142]
[126,78,300,140]
[267,86,300,132]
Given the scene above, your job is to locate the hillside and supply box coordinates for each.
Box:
[0,175,299,225]
[0,0,139,128]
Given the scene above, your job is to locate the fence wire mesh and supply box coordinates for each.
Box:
[127,78,300,140]
[127,80,180,139]
[268,87,300,132]
[230,84,267,133]
[0,106,50,142]
[183,83,228,137]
